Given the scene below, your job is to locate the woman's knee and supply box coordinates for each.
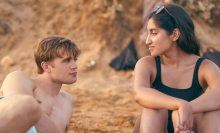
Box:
[142,108,168,118]
[201,109,220,122]
[194,110,220,132]
[140,108,168,132]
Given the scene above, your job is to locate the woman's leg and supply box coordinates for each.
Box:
[0,94,42,133]
[133,111,142,133]
[133,107,168,133]
[195,109,220,133]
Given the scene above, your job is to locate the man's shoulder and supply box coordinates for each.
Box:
[60,90,74,104]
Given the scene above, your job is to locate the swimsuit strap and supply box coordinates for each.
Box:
[192,57,205,91]
[151,56,161,87]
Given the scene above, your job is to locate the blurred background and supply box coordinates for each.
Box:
[0,0,219,132]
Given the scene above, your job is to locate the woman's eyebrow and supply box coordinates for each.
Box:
[149,28,158,32]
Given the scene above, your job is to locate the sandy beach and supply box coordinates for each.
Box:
[0,0,220,132]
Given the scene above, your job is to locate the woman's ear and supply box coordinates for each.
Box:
[41,61,51,73]
[172,28,180,41]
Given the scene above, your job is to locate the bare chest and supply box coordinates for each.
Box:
[49,100,73,131]
[34,91,73,132]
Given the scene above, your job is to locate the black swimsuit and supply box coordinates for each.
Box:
[151,56,204,133]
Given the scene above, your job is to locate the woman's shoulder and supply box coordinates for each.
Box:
[200,58,219,71]
[135,55,157,70]
[137,55,156,64]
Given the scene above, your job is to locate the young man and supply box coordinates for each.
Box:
[0,35,81,133]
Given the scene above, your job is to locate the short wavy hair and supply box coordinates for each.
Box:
[34,35,81,74]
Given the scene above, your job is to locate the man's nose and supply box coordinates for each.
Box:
[71,61,78,69]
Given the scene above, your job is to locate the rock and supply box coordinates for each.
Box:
[1,55,15,67]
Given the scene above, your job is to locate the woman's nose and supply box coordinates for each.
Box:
[146,34,151,45]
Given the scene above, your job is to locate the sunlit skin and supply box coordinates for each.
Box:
[146,18,177,57]
[49,53,78,84]
[0,51,78,133]
[133,17,220,133]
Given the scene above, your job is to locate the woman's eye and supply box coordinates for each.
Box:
[152,33,157,35]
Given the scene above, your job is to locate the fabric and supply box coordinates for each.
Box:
[151,56,205,133]
[27,127,37,133]
[109,39,138,70]
[0,96,37,133]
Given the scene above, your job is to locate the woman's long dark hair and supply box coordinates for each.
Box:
[148,4,200,56]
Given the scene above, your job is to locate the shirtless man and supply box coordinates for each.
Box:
[0,35,80,133]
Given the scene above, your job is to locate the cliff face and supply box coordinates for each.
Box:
[0,1,220,132]
[0,0,219,78]
[174,0,220,26]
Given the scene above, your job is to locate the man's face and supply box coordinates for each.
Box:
[49,52,78,84]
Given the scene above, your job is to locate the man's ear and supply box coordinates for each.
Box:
[171,28,180,41]
[41,61,51,73]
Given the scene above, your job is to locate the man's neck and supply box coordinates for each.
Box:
[34,74,62,97]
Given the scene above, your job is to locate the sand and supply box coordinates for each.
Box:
[0,0,220,133]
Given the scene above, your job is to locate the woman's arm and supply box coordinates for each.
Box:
[190,59,220,113]
[133,56,194,130]
[133,56,186,110]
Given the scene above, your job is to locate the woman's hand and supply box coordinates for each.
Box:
[172,110,194,133]
[172,110,183,132]
[176,101,194,132]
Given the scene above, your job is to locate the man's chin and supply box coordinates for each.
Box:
[64,80,77,84]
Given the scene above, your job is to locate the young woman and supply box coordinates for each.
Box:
[133,4,220,133]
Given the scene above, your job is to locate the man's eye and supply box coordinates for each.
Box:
[74,58,78,61]
[152,33,157,35]
[65,59,70,62]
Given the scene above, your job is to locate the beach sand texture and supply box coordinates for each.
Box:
[0,0,220,132]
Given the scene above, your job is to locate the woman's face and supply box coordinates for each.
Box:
[146,18,174,57]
